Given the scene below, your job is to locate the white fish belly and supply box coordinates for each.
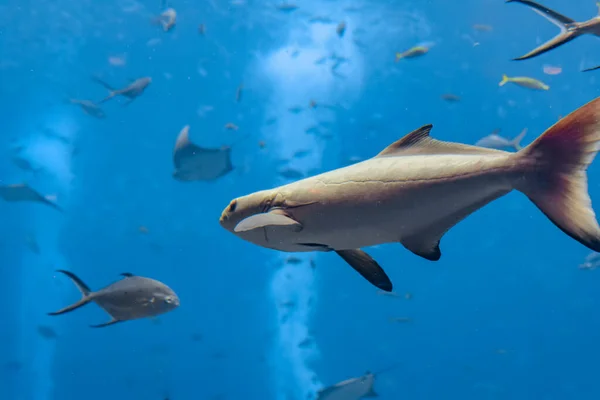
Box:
[280,154,516,250]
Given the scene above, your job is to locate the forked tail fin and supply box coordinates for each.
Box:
[48,270,94,315]
[517,96,600,252]
[506,0,580,60]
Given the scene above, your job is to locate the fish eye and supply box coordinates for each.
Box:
[228,199,237,212]
[164,296,173,304]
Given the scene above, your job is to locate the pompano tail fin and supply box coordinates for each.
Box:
[499,74,510,86]
[511,128,528,151]
[48,270,94,316]
[506,0,579,60]
[516,96,600,252]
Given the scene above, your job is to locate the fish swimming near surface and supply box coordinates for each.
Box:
[475,128,527,151]
[92,76,152,105]
[0,183,62,212]
[220,96,600,291]
[507,0,600,62]
[48,270,179,328]
[172,125,234,182]
[499,74,549,90]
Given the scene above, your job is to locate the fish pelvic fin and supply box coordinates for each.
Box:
[511,128,528,151]
[516,96,600,252]
[90,318,122,328]
[506,0,579,60]
[499,74,510,86]
[48,270,94,316]
[335,249,393,292]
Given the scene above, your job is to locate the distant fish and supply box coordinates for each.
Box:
[66,99,106,119]
[473,23,493,32]
[316,372,379,400]
[499,74,549,90]
[309,16,334,24]
[12,155,41,173]
[475,128,527,151]
[48,271,179,328]
[172,125,234,182]
[198,23,206,35]
[395,46,429,62]
[507,0,600,61]
[108,55,126,66]
[441,93,461,102]
[579,252,600,270]
[336,21,347,37]
[0,183,63,212]
[293,149,311,159]
[92,76,152,105]
[220,96,600,291]
[285,256,303,265]
[25,234,40,255]
[236,83,244,102]
[278,167,304,179]
[288,106,303,114]
[152,8,177,32]
[224,122,239,131]
[37,325,58,339]
[275,3,298,12]
[543,64,562,75]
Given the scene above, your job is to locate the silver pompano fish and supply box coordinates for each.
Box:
[316,372,378,400]
[475,128,527,151]
[220,96,600,291]
[92,76,152,105]
[49,270,179,328]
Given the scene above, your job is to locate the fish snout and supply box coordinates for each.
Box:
[219,199,238,227]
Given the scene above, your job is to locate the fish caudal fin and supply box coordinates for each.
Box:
[506,0,579,60]
[48,270,94,316]
[511,128,528,151]
[517,96,600,252]
[335,249,393,291]
[499,74,509,86]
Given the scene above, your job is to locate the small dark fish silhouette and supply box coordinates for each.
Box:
[92,76,152,105]
[37,325,58,339]
[172,125,234,182]
[0,183,62,212]
[48,270,179,328]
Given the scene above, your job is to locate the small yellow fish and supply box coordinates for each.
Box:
[498,74,549,91]
[395,46,429,62]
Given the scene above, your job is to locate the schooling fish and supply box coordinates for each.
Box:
[507,0,600,61]
[92,76,152,105]
[172,125,234,182]
[395,46,428,62]
[499,74,549,90]
[475,128,527,151]
[220,96,600,291]
[0,183,62,212]
[48,270,179,328]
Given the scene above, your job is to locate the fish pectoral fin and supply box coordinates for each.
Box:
[234,209,302,233]
[90,318,122,328]
[401,235,442,261]
[364,388,379,397]
[335,249,393,292]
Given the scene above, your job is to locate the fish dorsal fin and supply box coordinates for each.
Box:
[120,273,134,278]
[376,124,509,157]
[376,125,433,157]
[174,125,191,153]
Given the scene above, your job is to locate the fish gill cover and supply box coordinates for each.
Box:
[2,0,600,400]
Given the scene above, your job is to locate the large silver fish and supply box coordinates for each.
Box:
[49,271,179,328]
[220,96,600,291]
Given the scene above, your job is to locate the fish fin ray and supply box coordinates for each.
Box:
[335,249,393,291]
[376,125,507,157]
[48,270,94,315]
[90,318,122,328]
[517,96,600,252]
[234,209,302,233]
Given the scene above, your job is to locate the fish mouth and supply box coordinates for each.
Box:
[219,199,239,229]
